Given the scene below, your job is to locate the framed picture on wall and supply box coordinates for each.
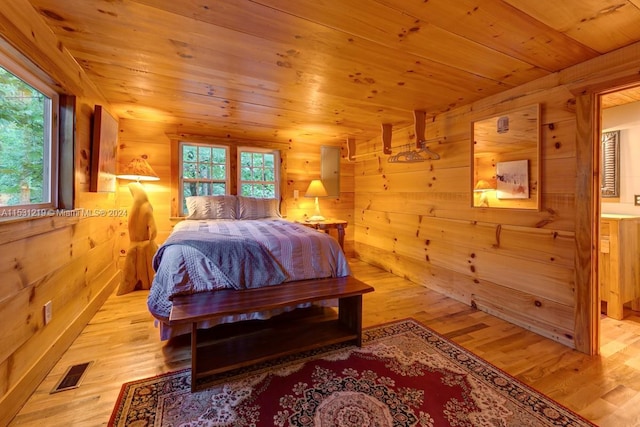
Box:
[496,159,529,199]
[90,105,118,192]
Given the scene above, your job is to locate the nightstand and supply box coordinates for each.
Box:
[297,219,347,250]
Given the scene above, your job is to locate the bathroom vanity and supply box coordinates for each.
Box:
[600,214,640,319]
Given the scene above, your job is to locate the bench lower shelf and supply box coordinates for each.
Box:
[193,314,358,385]
[170,276,374,391]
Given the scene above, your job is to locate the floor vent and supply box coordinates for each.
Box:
[51,361,92,394]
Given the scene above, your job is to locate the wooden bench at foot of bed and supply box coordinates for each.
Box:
[169,275,374,391]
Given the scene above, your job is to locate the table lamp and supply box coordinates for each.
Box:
[474,179,494,207]
[305,179,328,221]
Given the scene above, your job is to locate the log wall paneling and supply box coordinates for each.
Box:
[0,2,120,425]
[353,43,640,354]
[2,3,640,424]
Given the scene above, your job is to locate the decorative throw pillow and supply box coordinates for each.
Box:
[185,195,237,219]
[237,196,281,219]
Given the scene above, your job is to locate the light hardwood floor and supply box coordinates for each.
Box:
[9,259,640,426]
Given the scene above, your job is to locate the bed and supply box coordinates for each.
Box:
[147,195,351,340]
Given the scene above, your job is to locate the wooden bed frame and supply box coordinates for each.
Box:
[169,276,374,391]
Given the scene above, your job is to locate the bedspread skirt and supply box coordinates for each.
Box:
[148,219,350,339]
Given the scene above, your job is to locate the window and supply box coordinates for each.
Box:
[0,58,58,214]
[601,130,620,199]
[179,142,229,213]
[173,142,283,216]
[238,148,279,199]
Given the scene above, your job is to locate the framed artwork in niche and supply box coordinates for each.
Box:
[90,105,118,192]
[496,160,529,199]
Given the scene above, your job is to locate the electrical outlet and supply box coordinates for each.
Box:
[43,301,52,325]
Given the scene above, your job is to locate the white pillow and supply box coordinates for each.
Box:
[237,196,281,219]
[185,195,237,219]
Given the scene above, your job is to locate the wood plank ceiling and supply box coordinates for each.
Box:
[23,0,640,145]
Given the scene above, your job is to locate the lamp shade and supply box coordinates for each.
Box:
[305,179,328,198]
[117,157,160,182]
[474,179,493,192]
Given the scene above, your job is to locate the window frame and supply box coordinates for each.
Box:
[170,138,287,218]
[237,147,280,199]
[0,50,60,216]
[178,141,230,215]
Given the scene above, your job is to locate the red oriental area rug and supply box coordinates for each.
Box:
[109,319,596,426]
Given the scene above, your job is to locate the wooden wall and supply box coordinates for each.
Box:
[2,1,639,423]
[0,2,120,425]
[0,0,355,417]
[116,119,355,256]
[353,42,640,352]
[354,92,579,348]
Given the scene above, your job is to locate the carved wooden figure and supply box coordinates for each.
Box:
[117,182,158,295]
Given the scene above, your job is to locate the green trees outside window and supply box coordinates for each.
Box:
[0,66,50,207]
[181,144,227,197]
[178,143,280,215]
[239,151,276,198]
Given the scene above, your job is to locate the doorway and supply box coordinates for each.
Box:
[598,85,640,342]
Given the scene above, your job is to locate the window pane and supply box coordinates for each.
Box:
[240,167,251,180]
[212,165,226,179]
[198,164,210,179]
[183,162,197,178]
[212,148,226,163]
[196,182,210,195]
[198,146,211,162]
[264,154,274,167]
[212,183,226,195]
[240,152,251,167]
[183,145,197,161]
[264,184,275,197]
[252,169,264,181]
[183,182,197,197]
[0,66,49,206]
[264,169,275,181]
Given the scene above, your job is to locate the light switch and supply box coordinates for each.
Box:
[293,190,299,199]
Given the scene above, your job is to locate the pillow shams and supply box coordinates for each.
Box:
[237,196,280,219]
[185,195,237,219]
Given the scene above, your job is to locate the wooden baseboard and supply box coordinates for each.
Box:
[0,266,119,427]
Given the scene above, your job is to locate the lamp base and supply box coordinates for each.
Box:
[307,215,326,222]
[479,192,489,207]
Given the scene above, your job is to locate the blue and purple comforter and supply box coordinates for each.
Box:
[147,219,351,338]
